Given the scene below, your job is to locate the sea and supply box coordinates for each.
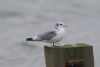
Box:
[0,0,100,67]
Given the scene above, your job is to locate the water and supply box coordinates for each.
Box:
[0,0,100,67]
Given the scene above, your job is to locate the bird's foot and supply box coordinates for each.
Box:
[53,43,56,46]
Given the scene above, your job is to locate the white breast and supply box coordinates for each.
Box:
[46,28,66,43]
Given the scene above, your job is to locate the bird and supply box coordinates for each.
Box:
[26,22,67,46]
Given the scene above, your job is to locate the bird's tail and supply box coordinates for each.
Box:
[26,36,41,41]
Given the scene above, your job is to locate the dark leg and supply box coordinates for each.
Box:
[53,43,54,46]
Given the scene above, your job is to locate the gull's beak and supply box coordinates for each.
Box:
[63,25,67,27]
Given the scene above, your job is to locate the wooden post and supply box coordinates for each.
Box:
[44,43,94,67]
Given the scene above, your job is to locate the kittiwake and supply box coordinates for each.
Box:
[26,22,67,46]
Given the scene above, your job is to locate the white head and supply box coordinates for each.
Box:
[55,22,66,29]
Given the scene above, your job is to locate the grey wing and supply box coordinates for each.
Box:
[38,31,57,40]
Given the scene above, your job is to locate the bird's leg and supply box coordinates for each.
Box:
[53,43,55,46]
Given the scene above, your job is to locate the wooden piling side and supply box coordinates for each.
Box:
[44,43,94,67]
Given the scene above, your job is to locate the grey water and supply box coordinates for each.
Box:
[0,0,100,67]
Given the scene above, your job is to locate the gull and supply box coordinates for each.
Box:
[26,22,67,46]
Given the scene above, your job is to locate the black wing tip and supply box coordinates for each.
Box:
[26,38,33,41]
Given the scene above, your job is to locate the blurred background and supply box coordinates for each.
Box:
[0,0,100,67]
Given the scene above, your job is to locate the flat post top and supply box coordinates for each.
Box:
[44,43,93,48]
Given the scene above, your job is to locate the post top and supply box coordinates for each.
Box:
[44,43,93,48]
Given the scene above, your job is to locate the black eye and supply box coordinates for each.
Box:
[56,24,59,26]
[60,24,62,25]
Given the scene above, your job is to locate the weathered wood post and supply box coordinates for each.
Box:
[44,43,94,67]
